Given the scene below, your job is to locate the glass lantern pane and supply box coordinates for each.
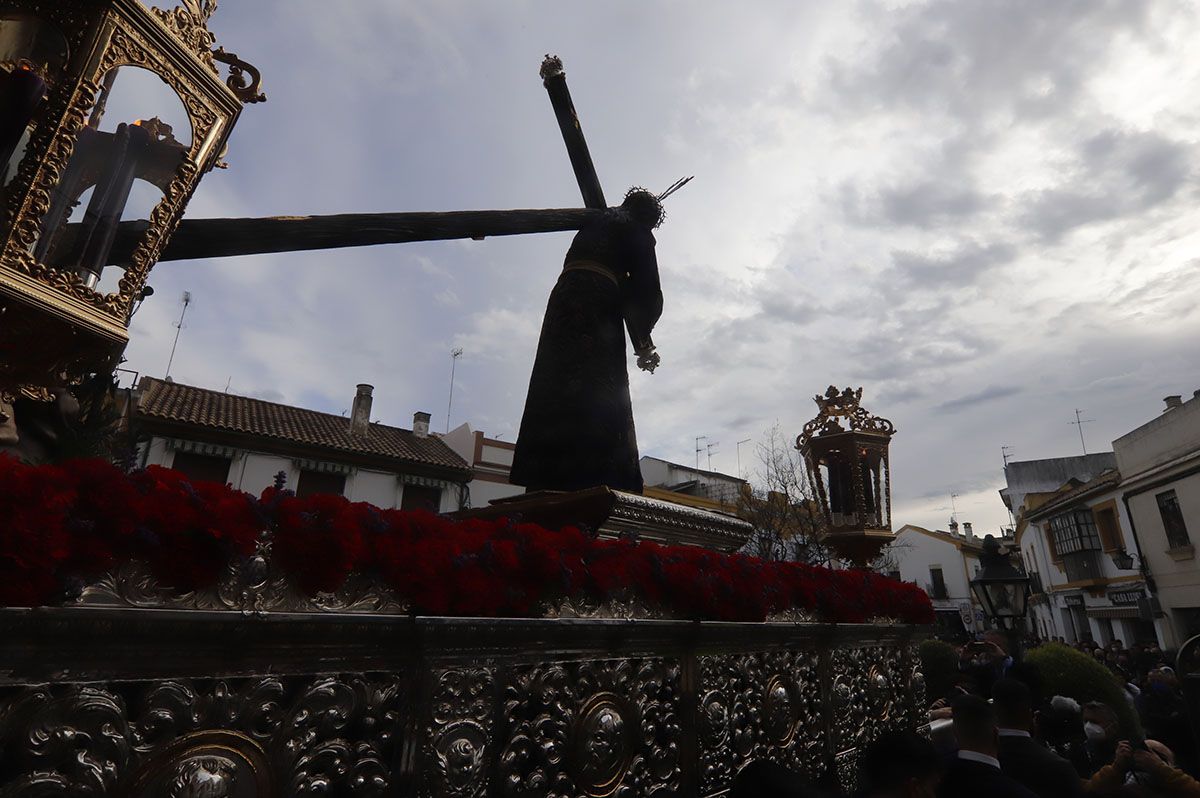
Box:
[986,582,1018,617]
[33,65,191,293]
[0,14,68,196]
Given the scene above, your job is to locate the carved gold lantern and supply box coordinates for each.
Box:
[0,0,262,394]
[796,386,896,567]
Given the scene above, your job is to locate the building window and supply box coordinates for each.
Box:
[1094,506,1123,552]
[1157,490,1191,550]
[929,567,948,600]
[401,484,442,513]
[295,469,346,498]
[1049,510,1102,554]
[170,451,232,485]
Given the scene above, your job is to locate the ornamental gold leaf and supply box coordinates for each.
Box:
[181,0,218,22]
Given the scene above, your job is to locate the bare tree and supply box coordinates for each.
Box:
[736,423,829,565]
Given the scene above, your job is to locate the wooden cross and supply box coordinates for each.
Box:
[98,55,617,266]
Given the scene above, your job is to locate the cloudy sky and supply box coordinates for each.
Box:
[121,0,1200,535]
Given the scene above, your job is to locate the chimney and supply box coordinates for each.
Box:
[412,411,431,438]
[1164,395,1183,412]
[350,384,373,437]
[963,522,974,540]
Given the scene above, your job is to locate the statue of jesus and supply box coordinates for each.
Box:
[510,188,664,494]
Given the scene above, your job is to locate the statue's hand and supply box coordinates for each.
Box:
[637,348,661,374]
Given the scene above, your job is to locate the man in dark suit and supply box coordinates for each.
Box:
[992,678,1084,798]
[938,695,1036,798]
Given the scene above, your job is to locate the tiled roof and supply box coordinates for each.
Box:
[1026,469,1120,520]
[135,378,469,474]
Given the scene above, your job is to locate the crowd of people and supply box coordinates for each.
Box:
[728,632,1199,797]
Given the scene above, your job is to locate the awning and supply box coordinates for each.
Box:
[1086,607,1141,619]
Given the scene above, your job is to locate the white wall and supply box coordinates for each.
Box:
[1115,396,1200,477]
[350,469,397,507]
[234,453,295,496]
[468,479,524,508]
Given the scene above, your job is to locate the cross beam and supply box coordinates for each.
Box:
[540,55,607,209]
[88,54,615,267]
[103,208,604,265]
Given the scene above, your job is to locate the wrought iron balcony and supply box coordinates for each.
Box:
[1062,550,1106,583]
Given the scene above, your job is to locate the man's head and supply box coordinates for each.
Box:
[952,694,999,756]
[1082,701,1119,742]
[991,678,1034,732]
[620,188,665,229]
[859,730,942,798]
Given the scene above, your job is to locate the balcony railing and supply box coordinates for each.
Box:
[926,582,949,600]
[1062,549,1106,583]
[1029,572,1045,595]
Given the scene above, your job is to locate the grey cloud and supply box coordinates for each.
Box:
[841,179,994,229]
[936,385,1023,413]
[1022,129,1194,241]
[826,0,1152,121]
[891,242,1017,288]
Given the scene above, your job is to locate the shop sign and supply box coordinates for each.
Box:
[1109,590,1142,605]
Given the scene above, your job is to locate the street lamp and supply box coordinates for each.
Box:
[796,386,896,567]
[0,0,262,394]
[1111,549,1136,571]
[970,534,1031,657]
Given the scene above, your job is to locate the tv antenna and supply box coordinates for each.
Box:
[950,492,961,524]
[736,438,752,478]
[1070,409,1094,455]
[695,436,707,469]
[164,290,191,380]
[1001,445,1014,467]
[706,440,720,471]
[446,347,464,433]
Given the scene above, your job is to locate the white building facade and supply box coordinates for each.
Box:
[886,522,994,640]
[132,378,471,513]
[441,422,525,509]
[1019,471,1161,647]
[1114,392,1200,648]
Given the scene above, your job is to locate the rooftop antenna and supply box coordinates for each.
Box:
[737,438,752,478]
[695,435,707,469]
[224,376,232,393]
[706,440,720,471]
[1070,409,1094,455]
[446,347,463,433]
[1001,445,1014,467]
[950,492,961,525]
[164,290,191,380]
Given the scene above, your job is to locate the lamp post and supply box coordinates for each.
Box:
[0,0,262,396]
[796,386,896,568]
[970,534,1032,660]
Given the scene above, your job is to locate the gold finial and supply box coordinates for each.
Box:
[181,0,218,22]
[796,386,895,449]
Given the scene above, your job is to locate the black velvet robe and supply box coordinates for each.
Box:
[510,210,662,493]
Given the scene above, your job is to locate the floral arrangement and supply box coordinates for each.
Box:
[0,457,933,624]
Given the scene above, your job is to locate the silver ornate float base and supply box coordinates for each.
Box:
[0,609,926,797]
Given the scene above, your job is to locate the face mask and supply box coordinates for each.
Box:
[1084,722,1107,742]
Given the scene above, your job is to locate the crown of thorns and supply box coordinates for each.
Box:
[623,186,667,228]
